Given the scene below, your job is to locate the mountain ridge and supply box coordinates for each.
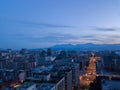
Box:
[50,43,120,50]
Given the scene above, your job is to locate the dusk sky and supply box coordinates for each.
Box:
[0,0,120,49]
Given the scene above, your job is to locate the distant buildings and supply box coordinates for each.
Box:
[3,48,120,90]
[103,51,120,73]
[101,79,120,90]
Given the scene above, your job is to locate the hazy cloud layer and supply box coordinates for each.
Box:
[10,32,120,45]
[12,33,78,43]
[19,21,74,28]
[80,35,96,38]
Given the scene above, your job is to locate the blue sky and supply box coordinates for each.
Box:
[0,0,120,49]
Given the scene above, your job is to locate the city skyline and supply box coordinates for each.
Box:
[0,0,120,49]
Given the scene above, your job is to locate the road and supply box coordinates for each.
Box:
[79,57,97,90]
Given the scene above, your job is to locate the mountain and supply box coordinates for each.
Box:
[51,43,120,50]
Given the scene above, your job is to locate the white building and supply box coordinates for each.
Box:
[45,56,56,61]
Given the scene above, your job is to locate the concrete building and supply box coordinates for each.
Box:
[45,56,56,61]
[72,63,79,87]
[103,52,120,73]
[55,77,65,90]
[64,70,72,90]
[16,82,36,90]
[27,71,51,82]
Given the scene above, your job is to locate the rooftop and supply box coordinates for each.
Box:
[39,83,55,90]
[16,82,35,89]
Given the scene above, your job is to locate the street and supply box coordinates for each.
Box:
[79,57,97,90]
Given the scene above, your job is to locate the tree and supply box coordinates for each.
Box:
[89,76,102,90]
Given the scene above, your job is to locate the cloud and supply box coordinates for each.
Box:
[80,35,96,38]
[19,21,74,28]
[111,35,120,38]
[12,33,78,44]
[31,33,78,43]
[77,33,120,44]
[10,31,120,46]
[94,27,117,31]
